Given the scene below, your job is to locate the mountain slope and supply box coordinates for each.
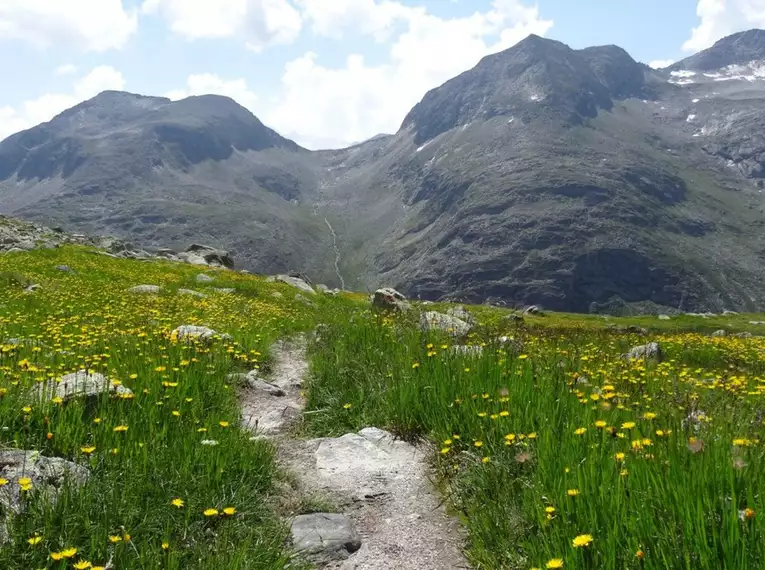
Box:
[4,31,765,312]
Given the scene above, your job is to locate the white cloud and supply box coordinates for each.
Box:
[0,0,137,51]
[165,74,259,112]
[264,0,553,149]
[649,59,675,69]
[683,0,765,52]
[141,0,302,51]
[0,66,125,142]
[55,64,78,76]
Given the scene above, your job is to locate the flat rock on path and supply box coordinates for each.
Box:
[244,338,469,569]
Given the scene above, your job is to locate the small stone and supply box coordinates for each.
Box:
[196,273,215,283]
[290,513,361,561]
[177,288,207,298]
[625,342,662,361]
[55,265,71,272]
[213,288,235,294]
[23,284,41,293]
[247,377,286,397]
[658,314,671,320]
[711,329,727,337]
[128,285,160,294]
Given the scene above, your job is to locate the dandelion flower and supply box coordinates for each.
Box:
[546,559,564,569]
[594,420,606,428]
[162,541,169,550]
[219,421,229,428]
[171,498,185,508]
[635,550,645,559]
[343,403,352,410]
[572,534,593,548]
[474,441,483,448]
[574,428,586,435]
[81,446,96,455]
[73,560,92,569]
[60,547,78,558]
[567,489,579,497]
[223,507,237,516]
[108,535,122,543]
[621,422,636,430]
[204,508,219,517]
[27,535,43,545]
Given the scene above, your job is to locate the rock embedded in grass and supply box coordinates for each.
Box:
[196,273,215,282]
[177,288,207,298]
[290,513,361,562]
[625,342,662,361]
[35,370,133,402]
[127,284,161,294]
[171,325,231,342]
[372,287,411,311]
[0,450,90,544]
[420,311,472,337]
[274,274,316,295]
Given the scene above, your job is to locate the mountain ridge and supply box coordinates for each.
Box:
[3,30,765,313]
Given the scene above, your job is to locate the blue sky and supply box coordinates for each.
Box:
[1,0,763,148]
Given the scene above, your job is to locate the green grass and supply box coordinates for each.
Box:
[0,246,352,569]
[305,310,765,569]
[2,245,764,569]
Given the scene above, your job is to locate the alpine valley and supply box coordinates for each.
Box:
[4,29,765,313]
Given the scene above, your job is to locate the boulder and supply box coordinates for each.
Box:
[184,244,234,269]
[171,325,231,342]
[213,288,235,294]
[523,305,544,316]
[23,284,41,293]
[625,342,662,361]
[35,370,133,402]
[372,288,411,311]
[275,275,315,295]
[290,513,361,562]
[447,305,475,324]
[420,311,472,336]
[711,329,727,337]
[196,273,215,283]
[658,314,671,320]
[0,449,90,544]
[128,284,160,294]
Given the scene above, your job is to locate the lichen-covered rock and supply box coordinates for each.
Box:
[35,370,133,402]
[625,342,662,361]
[420,311,472,336]
[171,325,231,342]
[372,288,411,311]
[0,450,90,544]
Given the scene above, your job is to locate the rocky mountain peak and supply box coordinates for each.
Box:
[670,28,765,71]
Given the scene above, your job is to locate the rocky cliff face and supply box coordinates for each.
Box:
[3,31,765,312]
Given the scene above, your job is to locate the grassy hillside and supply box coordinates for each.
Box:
[1,247,764,568]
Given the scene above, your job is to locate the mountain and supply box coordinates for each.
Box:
[3,31,765,312]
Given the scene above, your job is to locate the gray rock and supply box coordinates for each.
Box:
[275,275,315,295]
[290,513,361,561]
[55,265,71,272]
[420,311,472,336]
[247,376,286,397]
[625,342,662,361]
[23,283,41,293]
[446,305,475,324]
[0,450,89,544]
[185,244,234,269]
[171,325,231,342]
[316,284,329,293]
[295,293,316,307]
[128,284,160,294]
[711,329,727,337]
[658,314,671,320]
[177,288,207,298]
[196,273,215,283]
[35,370,133,402]
[748,321,765,325]
[372,287,411,311]
[450,345,483,356]
[523,305,544,316]
[733,332,753,338]
[723,310,739,316]
[213,288,235,294]
[271,291,283,299]
[177,251,209,266]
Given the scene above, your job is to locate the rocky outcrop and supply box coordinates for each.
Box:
[372,288,411,312]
